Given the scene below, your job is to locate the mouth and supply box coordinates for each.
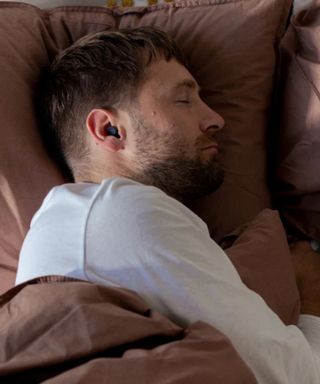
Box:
[202,143,219,151]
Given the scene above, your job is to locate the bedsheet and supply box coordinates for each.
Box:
[0,277,256,383]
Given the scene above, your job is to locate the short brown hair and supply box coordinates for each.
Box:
[35,26,187,177]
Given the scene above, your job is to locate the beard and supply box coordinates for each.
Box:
[127,114,224,204]
[136,155,224,204]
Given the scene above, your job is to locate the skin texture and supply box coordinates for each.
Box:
[85,58,225,203]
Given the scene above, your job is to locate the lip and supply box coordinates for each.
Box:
[202,144,219,151]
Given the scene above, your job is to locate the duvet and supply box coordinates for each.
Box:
[0,277,256,383]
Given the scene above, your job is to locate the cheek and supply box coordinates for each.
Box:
[165,117,198,148]
[145,106,199,150]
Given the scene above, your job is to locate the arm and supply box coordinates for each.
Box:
[132,191,320,383]
[85,179,320,384]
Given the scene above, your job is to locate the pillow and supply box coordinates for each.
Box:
[0,0,169,8]
[223,209,300,325]
[290,239,320,317]
[0,0,292,293]
[0,0,106,7]
[274,0,320,241]
[293,0,314,14]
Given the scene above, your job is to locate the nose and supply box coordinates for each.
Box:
[200,104,225,133]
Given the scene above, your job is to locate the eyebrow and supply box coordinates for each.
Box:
[172,79,201,93]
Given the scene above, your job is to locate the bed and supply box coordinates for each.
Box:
[0,0,319,381]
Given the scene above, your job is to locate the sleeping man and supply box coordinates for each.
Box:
[16,27,320,383]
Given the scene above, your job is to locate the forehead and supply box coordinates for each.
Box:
[140,59,199,97]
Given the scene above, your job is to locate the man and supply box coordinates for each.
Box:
[16,27,320,382]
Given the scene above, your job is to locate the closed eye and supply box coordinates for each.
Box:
[175,100,190,104]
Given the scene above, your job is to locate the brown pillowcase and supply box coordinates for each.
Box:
[0,4,65,292]
[0,0,292,293]
[224,209,300,325]
[274,2,320,241]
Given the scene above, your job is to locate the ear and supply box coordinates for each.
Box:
[86,108,126,152]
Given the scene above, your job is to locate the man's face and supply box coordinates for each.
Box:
[126,58,225,203]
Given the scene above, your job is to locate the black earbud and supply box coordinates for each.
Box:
[106,125,120,139]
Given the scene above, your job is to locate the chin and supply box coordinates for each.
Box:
[179,171,225,204]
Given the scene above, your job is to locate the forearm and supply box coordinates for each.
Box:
[156,260,320,384]
[139,230,320,384]
[141,206,320,383]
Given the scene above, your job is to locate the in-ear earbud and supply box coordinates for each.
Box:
[106,125,120,139]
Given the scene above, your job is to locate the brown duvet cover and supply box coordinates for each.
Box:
[0,277,257,383]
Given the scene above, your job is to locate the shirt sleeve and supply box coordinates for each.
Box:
[298,315,320,362]
[85,178,320,384]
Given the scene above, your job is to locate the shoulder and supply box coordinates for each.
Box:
[30,181,101,226]
[91,177,208,232]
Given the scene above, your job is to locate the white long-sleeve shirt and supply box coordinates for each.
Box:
[16,177,320,383]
